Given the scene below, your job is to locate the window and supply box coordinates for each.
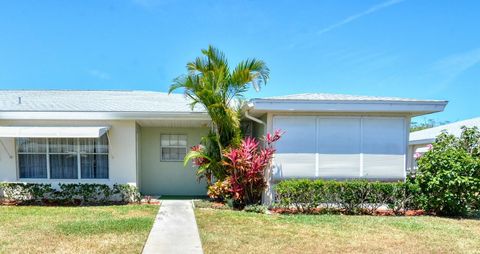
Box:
[161,134,187,161]
[16,135,109,179]
[80,135,109,179]
[17,138,47,178]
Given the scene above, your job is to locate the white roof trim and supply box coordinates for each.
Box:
[415,147,431,153]
[409,138,436,145]
[0,111,211,120]
[0,126,110,138]
[409,117,480,145]
[247,99,447,116]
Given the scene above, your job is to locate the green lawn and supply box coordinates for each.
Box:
[195,208,480,254]
[0,205,158,254]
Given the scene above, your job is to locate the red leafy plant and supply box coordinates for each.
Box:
[222,130,283,206]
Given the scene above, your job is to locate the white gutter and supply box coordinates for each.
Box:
[0,111,211,120]
[248,99,448,116]
[245,110,266,127]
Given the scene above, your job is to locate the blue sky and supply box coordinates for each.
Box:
[0,0,479,122]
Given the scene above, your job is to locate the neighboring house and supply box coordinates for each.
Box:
[0,90,447,199]
[408,117,480,171]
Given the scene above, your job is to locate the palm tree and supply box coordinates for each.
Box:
[169,45,269,181]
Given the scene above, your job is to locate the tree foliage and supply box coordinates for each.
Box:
[171,45,269,181]
[416,127,480,216]
[410,119,450,132]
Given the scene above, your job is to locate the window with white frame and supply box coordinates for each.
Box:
[160,134,187,161]
[16,135,109,179]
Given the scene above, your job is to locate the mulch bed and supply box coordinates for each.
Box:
[269,207,426,216]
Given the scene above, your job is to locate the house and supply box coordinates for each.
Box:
[0,90,447,199]
[407,117,480,171]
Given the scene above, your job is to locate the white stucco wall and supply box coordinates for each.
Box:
[0,120,138,186]
[407,143,429,172]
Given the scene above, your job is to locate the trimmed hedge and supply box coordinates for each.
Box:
[275,179,420,214]
[0,183,141,205]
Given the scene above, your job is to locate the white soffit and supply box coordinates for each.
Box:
[415,147,430,153]
[0,126,110,138]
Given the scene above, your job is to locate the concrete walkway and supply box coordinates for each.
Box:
[142,200,203,254]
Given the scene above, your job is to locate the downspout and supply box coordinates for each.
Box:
[244,110,266,128]
[106,131,114,159]
[244,107,273,206]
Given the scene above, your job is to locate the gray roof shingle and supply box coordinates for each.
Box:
[0,90,206,112]
[0,90,446,113]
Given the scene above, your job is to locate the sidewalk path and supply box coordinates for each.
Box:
[142,200,203,254]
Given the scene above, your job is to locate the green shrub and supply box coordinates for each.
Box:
[113,184,141,203]
[416,128,480,216]
[0,183,53,203]
[0,183,141,205]
[244,204,268,214]
[275,179,418,214]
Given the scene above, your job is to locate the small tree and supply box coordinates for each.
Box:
[172,45,269,181]
[416,127,480,216]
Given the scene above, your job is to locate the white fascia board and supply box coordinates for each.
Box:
[0,126,110,138]
[248,99,447,115]
[409,138,435,145]
[0,111,211,121]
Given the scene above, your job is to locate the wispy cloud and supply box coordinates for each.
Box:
[317,0,406,36]
[88,69,111,80]
[284,0,406,49]
[430,47,480,90]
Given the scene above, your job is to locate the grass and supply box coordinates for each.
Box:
[195,208,480,254]
[0,205,159,254]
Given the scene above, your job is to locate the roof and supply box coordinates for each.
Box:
[261,93,446,103]
[409,117,480,145]
[0,90,205,113]
[0,90,448,120]
[248,93,447,116]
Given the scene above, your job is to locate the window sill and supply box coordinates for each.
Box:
[17,178,112,183]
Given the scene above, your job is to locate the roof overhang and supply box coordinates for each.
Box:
[0,126,110,138]
[409,138,435,146]
[245,99,448,117]
[0,111,211,121]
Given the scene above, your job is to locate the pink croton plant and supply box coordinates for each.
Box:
[222,130,284,205]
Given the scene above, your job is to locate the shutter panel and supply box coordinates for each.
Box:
[362,118,405,179]
[317,118,361,178]
[273,116,316,179]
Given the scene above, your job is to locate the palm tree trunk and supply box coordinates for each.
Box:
[213,122,224,159]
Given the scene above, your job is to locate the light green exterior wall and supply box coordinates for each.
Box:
[252,114,267,139]
[140,126,209,196]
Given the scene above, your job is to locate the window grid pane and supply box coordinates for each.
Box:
[81,154,109,179]
[49,138,76,153]
[79,135,108,154]
[19,154,47,178]
[161,134,187,161]
[17,138,47,153]
[49,154,78,179]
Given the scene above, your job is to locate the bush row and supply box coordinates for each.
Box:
[0,183,141,205]
[275,179,419,214]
